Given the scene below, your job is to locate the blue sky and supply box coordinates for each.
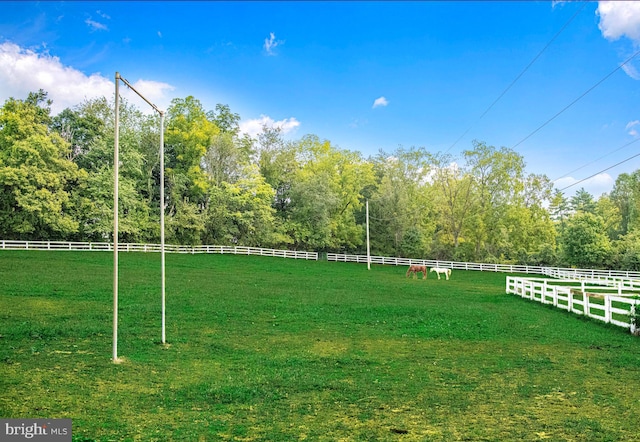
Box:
[2,1,640,198]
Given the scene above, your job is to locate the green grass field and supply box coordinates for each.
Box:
[1,250,639,441]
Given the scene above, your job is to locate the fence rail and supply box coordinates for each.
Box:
[3,242,640,283]
[0,240,318,260]
[506,276,640,332]
[327,253,640,287]
[2,240,639,333]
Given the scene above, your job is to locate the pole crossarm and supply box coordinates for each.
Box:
[116,72,165,116]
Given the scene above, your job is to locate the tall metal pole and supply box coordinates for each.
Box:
[113,72,167,354]
[366,199,371,271]
[113,72,120,362]
[160,112,166,344]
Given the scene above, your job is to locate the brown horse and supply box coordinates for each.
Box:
[406,264,427,279]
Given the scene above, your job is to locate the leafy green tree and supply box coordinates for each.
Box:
[612,231,640,270]
[167,197,205,245]
[165,96,219,201]
[428,152,475,252]
[503,204,556,262]
[463,141,525,258]
[60,96,159,242]
[202,103,254,187]
[502,173,556,261]
[532,243,558,266]
[610,171,640,235]
[204,165,277,247]
[560,212,612,268]
[50,107,105,164]
[286,172,339,250]
[549,189,570,233]
[596,194,622,241]
[164,97,221,244]
[9,87,630,267]
[369,147,434,257]
[570,188,596,214]
[285,135,375,251]
[202,132,248,186]
[208,103,241,135]
[0,92,84,239]
[256,127,299,216]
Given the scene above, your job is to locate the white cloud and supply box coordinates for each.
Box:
[85,18,108,32]
[349,118,368,129]
[626,120,640,136]
[554,173,615,198]
[621,62,640,80]
[597,1,640,42]
[596,2,640,80]
[239,115,300,139]
[123,79,175,110]
[0,41,175,114]
[264,32,283,55]
[372,96,389,108]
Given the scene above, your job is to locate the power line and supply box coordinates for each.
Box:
[511,47,640,150]
[553,137,640,182]
[446,0,587,153]
[558,149,640,193]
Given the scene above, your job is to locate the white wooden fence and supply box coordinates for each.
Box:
[330,252,640,333]
[327,253,640,282]
[3,241,639,283]
[3,242,639,277]
[506,276,640,332]
[0,240,318,260]
[2,240,639,332]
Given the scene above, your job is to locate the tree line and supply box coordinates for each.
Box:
[1,90,639,269]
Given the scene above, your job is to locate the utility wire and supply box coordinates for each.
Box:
[559,150,640,192]
[511,47,640,150]
[553,137,640,182]
[446,0,587,153]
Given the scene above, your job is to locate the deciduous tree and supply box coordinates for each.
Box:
[0,92,83,239]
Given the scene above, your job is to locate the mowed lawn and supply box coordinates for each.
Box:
[1,251,639,441]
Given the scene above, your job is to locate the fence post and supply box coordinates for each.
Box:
[568,290,573,313]
[584,293,589,317]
